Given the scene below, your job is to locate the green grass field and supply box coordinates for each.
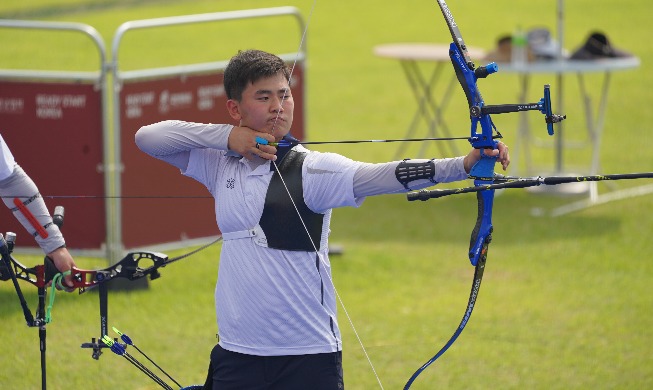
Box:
[1,0,652,389]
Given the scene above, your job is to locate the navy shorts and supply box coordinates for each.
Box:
[203,344,344,390]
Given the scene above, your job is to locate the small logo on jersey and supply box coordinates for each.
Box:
[226,178,235,189]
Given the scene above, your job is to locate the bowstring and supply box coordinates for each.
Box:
[270,165,384,389]
[269,1,384,388]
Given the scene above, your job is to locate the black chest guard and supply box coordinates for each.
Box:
[259,149,325,251]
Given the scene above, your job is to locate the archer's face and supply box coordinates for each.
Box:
[227,73,294,141]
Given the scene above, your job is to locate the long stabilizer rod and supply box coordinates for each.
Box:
[407,172,653,201]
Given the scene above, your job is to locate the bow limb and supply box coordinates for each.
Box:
[403,245,487,389]
[405,183,494,389]
[405,151,495,390]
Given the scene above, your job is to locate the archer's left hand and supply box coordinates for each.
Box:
[47,247,77,292]
[463,142,510,173]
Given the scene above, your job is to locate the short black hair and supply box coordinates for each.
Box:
[224,50,291,101]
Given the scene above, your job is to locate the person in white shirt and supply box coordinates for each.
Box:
[135,49,509,390]
[0,134,77,288]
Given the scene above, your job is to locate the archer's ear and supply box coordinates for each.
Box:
[226,99,241,121]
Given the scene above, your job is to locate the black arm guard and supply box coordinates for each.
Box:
[395,159,438,190]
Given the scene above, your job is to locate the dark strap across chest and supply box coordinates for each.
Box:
[259,150,324,251]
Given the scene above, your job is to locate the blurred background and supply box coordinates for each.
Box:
[1,1,651,389]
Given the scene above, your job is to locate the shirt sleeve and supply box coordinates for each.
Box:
[352,157,468,197]
[302,151,366,213]
[303,152,469,212]
[135,120,233,171]
[183,148,224,195]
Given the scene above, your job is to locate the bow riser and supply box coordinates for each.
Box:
[68,251,169,293]
[1,250,170,293]
[471,115,498,149]
[449,42,498,151]
[449,39,498,268]
[0,254,57,289]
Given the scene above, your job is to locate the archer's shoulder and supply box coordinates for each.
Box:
[302,148,360,170]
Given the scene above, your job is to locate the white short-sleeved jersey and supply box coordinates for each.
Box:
[184,145,365,356]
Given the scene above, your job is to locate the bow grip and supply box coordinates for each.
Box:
[68,251,170,293]
[469,186,494,266]
[468,152,496,266]
[44,256,60,286]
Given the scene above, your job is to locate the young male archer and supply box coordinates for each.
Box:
[136,49,509,389]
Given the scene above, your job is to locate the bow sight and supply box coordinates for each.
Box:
[438,0,565,149]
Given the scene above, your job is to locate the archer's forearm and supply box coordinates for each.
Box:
[0,164,66,254]
[353,157,467,197]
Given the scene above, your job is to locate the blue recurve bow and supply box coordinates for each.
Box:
[403,1,565,388]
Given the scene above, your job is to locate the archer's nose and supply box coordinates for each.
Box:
[271,97,284,113]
